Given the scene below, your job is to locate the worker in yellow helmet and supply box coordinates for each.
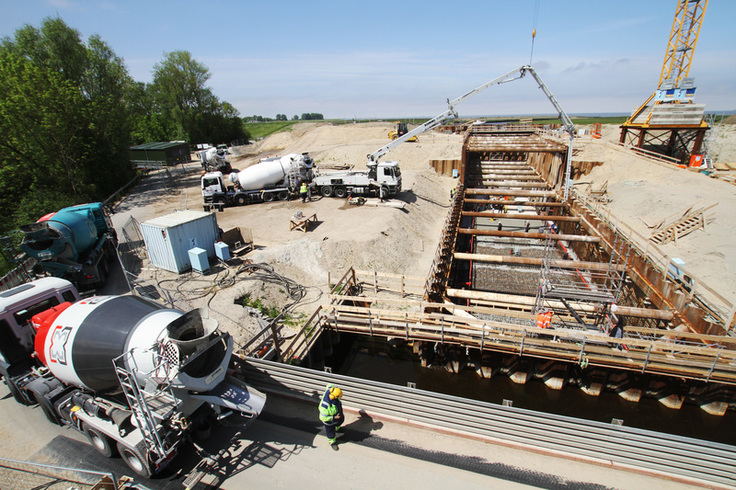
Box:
[318,384,345,450]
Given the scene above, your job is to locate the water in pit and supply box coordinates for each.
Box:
[318,332,736,445]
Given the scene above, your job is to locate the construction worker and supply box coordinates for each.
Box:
[300,181,308,203]
[319,384,345,451]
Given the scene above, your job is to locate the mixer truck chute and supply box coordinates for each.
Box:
[0,281,266,478]
[19,202,118,291]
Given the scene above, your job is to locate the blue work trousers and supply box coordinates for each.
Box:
[323,413,345,443]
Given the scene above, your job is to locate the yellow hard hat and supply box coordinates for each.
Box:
[330,387,343,399]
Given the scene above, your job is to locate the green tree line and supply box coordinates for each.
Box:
[0,17,248,234]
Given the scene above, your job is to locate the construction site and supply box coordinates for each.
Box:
[2,0,736,488]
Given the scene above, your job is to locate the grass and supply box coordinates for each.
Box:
[531,116,629,126]
[244,121,300,139]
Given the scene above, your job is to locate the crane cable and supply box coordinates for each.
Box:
[529,0,540,65]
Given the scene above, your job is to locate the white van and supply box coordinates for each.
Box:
[0,277,79,369]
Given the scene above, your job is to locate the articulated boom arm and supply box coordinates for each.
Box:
[367,66,528,163]
[365,64,575,199]
[520,65,575,136]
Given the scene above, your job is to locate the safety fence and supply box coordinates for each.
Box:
[317,301,736,385]
[239,358,736,488]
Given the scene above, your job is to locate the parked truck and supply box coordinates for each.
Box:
[202,153,314,207]
[0,278,266,478]
[199,146,232,174]
[311,160,402,199]
[18,202,118,291]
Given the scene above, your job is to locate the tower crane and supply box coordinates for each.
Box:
[619,0,709,165]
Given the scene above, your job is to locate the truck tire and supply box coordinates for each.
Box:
[334,187,347,199]
[263,193,276,202]
[117,442,153,478]
[277,191,289,201]
[83,424,116,458]
[235,195,247,206]
[321,186,333,197]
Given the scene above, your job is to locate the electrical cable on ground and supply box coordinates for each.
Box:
[151,260,323,349]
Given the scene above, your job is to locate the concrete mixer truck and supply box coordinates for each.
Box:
[19,202,118,291]
[201,152,314,208]
[0,280,266,478]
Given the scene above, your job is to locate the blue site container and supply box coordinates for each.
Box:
[140,210,219,273]
[214,241,230,261]
[188,247,209,273]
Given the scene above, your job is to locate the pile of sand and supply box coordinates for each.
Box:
[574,124,736,307]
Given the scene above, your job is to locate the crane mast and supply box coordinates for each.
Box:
[620,0,709,165]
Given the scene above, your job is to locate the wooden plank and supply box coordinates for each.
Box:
[453,252,626,272]
[457,228,600,243]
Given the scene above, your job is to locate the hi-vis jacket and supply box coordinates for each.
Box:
[319,384,343,424]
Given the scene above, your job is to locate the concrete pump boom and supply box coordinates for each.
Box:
[367,64,575,199]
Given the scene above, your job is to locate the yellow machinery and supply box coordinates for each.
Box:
[388,122,418,142]
[619,0,709,165]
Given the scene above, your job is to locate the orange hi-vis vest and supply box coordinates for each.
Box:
[536,311,552,329]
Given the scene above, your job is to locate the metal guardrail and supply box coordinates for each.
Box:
[240,358,736,488]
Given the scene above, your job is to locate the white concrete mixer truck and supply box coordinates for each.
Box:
[0,279,266,478]
[201,152,314,208]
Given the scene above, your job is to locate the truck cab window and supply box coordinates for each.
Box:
[13,297,61,327]
[62,290,78,303]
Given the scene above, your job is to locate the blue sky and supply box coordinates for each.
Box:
[1,0,734,119]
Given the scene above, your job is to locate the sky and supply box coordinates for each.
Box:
[1,0,734,119]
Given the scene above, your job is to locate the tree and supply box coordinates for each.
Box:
[0,18,136,231]
[149,51,247,144]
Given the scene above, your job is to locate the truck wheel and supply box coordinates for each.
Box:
[235,195,247,206]
[117,442,153,478]
[263,193,276,202]
[334,187,347,199]
[83,424,116,458]
[277,191,289,201]
[321,186,333,197]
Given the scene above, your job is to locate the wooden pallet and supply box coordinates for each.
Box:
[650,213,706,245]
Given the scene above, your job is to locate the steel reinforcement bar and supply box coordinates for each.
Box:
[239,358,736,488]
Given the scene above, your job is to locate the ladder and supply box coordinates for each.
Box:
[113,348,180,464]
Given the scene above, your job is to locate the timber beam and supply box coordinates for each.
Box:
[465,188,558,198]
[445,289,674,320]
[453,252,626,272]
[458,228,600,243]
[464,198,564,208]
[462,211,580,222]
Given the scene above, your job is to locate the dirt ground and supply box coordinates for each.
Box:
[110,121,736,345]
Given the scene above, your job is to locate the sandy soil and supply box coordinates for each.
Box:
[110,121,736,344]
[574,123,736,307]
